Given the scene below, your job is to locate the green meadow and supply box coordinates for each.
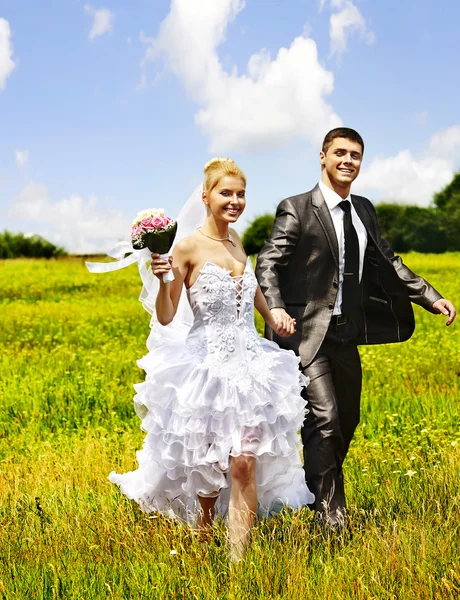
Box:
[0,254,459,599]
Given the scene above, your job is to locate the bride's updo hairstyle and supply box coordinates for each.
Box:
[203,157,246,194]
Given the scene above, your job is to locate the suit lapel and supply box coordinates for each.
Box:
[311,184,339,269]
[351,196,378,246]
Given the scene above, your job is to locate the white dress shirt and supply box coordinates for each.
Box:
[318,181,368,316]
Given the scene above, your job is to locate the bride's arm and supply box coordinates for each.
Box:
[153,240,190,326]
[227,229,296,337]
[254,285,296,337]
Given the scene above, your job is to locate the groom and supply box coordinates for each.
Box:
[256,127,456,530]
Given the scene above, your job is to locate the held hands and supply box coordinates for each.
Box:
[432,299,456,326]
[269,308,296,337]
[151,253,172,281]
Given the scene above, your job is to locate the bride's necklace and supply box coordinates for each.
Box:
[198,228,236,247]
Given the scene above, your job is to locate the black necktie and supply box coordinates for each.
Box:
[339,200,360,317]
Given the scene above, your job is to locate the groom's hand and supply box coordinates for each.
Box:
[433,299,456,326]
[270,308,296,337]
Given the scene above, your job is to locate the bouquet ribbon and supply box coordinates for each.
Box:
[85,241,154,294]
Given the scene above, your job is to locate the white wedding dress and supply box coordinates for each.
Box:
[109,258,314,522]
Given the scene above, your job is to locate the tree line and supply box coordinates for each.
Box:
[242,173,460,255]
[0,231,67,259]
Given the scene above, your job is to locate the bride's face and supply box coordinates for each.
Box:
[204,176,246,223]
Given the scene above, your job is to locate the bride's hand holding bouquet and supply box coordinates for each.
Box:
[150,253,173,282]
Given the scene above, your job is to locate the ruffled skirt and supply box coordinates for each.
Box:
[109,327,314,522]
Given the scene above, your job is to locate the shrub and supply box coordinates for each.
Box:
[241,214,275,255]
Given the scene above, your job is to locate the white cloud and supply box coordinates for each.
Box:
[15,149,29,168]
[84,4,115,42]
[322,0,374,56]
[0,18,16,90]
[140,0,341,153]
[8,182,130,254]
[355,126,460,206]
[429,125,460,158]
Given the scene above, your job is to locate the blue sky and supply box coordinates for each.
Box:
[1,0,460,252]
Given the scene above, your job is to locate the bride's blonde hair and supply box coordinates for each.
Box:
[203,157,246,193]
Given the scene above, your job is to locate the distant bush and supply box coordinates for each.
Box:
[375,204,448,253]
[433,173,460,251]
[0,231,67,259]
[375,173,460,253]
[242,214,275,255]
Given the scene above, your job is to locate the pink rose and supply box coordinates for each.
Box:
[133,215,174,236]
[152,216,165,230]
[158,216,174,229]
[140,217,156,231]
[131,224,144,238]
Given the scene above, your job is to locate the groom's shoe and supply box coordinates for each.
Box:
[311,476,348,536]
[322,506,346,532]
[314,506,349,540]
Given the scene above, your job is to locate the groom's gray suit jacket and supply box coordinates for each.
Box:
[256,185,442,368]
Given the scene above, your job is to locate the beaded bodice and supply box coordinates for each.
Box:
[185,260,279,394]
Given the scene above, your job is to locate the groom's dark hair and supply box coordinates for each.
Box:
[322,128,364,154]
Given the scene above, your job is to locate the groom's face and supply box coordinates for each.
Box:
[320,137,363,189]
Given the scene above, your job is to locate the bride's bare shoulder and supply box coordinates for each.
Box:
[229,227,241,241]
[173,233,201,260]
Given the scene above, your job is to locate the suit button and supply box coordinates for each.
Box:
[333,280,338,288]
[328,303,334,310]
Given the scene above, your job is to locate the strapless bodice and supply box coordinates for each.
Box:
[185,259,275,395]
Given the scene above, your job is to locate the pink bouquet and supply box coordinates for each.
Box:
[131,209,177,282]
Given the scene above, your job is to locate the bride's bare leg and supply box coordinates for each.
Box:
[197,495,217,531]
[228,455,257,562]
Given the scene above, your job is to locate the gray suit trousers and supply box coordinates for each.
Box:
[301,319,362,515]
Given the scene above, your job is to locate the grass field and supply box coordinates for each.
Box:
[0,254,459,599]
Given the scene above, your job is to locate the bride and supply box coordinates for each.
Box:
[109,157,314,560]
